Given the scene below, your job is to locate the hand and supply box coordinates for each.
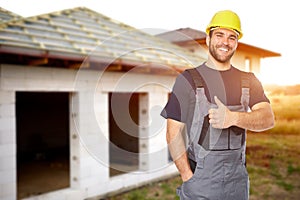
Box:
[208,96,233,129]
[181,170,194,182]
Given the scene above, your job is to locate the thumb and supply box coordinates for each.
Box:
[214,96,224,108]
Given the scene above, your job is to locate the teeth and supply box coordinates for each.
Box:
[219,48,228,52]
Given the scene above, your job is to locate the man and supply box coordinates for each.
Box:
[161,10,275,200]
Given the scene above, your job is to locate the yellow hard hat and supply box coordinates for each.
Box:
[206,10,243,39]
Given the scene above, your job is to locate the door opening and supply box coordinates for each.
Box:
[16,92,70,199]
[109,92,139,176]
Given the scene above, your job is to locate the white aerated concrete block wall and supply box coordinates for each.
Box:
[0,64,178,200]
[0,90,16,200]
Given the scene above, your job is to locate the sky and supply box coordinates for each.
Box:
[1,0,299,85]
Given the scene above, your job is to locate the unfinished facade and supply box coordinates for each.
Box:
[0,7,281,200]
[0,7,205,200]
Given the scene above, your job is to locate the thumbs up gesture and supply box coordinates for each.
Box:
[208,96,234,129]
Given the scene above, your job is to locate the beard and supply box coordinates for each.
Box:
[208,44,235,63]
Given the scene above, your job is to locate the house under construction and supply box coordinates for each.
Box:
[0,6,280,200]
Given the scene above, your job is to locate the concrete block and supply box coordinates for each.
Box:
[0,156,15,171]
[0,104,15,118]
[0,130,16,144]
[0,169,15,184]
[0,144,16,157]
[0,91,14,104]
[0,182,15,198]
[0,194,15,200]
[53,68,76,82]
[1,65,25,79]
[79,176,101,188]
[24,66,53,80]
[0,117,15,132]
[65,189,85,200]
[1,78,26,90]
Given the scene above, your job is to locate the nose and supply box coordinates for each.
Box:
[221,37,230,45]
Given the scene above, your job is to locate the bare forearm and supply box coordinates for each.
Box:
[210,98,275,132]
[232,102,275,132]
[172,152,193,181]
[166,119,193,181]
[168,135,192,181]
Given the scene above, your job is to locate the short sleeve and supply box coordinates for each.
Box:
[249,73,270,108]
[160,70,195,123]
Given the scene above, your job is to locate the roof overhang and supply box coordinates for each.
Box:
[0,44,188,75]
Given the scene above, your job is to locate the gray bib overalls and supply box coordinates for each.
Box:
[177,68,250,200]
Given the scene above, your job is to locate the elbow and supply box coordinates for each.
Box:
[265,111,275,130]
[263,104,275,130]
[269,109,275,128]
[268,118,275,129]
[269,115,275,129]
[254,111,275,132]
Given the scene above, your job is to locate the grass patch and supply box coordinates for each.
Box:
[245,95,300,199]
[287,164,300,175]
[108,177,181,200]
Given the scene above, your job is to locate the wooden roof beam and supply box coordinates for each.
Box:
[68,61,90,69]
[27,57,48,66]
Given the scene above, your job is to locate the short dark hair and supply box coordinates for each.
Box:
[209,29,214,38]
[208,27,240,39]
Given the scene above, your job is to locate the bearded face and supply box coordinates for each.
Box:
[207,28,238,63]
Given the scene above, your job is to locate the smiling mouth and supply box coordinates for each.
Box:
[219,47,229,52]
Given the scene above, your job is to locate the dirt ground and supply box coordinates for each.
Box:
[17,159,69,200]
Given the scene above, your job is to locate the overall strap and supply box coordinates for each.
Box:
[240,71,250,111]
[241,71,250,88]
[186,68,206,161]
[187,68,204,88]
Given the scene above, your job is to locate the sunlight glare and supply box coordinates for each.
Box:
[259,58,299,86]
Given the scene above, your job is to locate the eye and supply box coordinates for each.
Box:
[229,36,237,41]
[215,33,223,38]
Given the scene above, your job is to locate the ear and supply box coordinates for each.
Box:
[206,35,210,47]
